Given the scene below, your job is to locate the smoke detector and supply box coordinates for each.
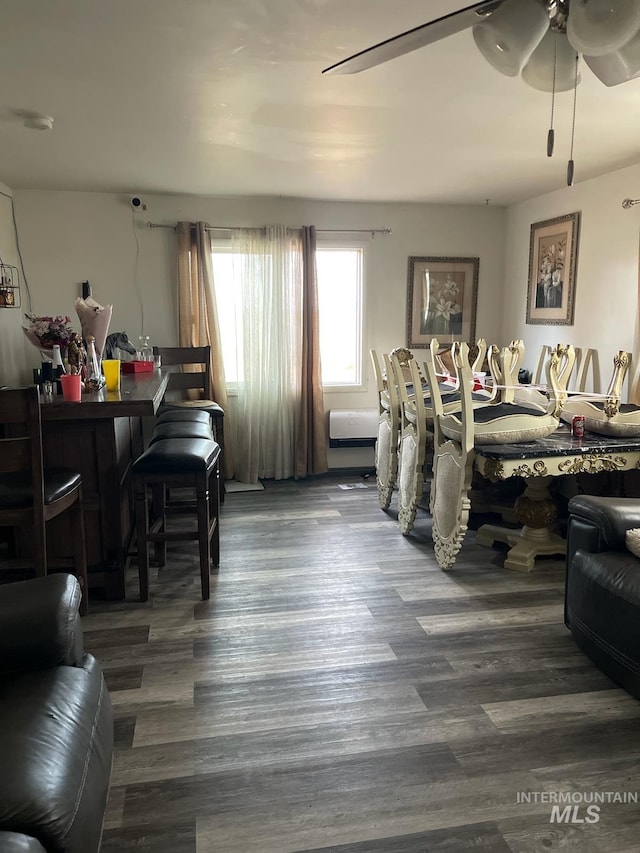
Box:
[22,113,53,130]
[18,111,54,131]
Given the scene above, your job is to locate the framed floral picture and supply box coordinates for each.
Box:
[406,256,479,348]
[526,211,580,325]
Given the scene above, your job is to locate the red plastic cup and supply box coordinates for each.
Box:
[60,373,82,402]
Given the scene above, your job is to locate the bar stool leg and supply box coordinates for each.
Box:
[212,413,225,503]
[210,459,220,567]
[134,476,150,602]
[151,483,167,566]
[72,485,89,616]
[196,471,211,600]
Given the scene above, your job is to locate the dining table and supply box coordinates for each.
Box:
[40,369,169,598]
[466,424,640,572]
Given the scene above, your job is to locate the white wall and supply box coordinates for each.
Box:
[7,176,640,467]
[0,183,31,386]
[6,189,507,468]
[504,162,640,393]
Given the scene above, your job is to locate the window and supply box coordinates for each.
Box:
[211,247,242,384]
[211,242,364,388]
[316,246,363,387]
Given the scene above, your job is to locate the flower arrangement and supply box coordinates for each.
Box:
[23,313,75,354]
[422,273,462,335]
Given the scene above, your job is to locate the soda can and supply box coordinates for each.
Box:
[572,415,585,438]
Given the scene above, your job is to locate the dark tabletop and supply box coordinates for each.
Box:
[477,423,640,460]
[40,370,169,421]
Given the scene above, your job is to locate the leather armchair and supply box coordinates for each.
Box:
[0,574,113,852]
[565,494,640,699]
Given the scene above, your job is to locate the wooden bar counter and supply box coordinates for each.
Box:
[40,370,169,599]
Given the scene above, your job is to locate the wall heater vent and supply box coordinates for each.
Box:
[329,409,378,448]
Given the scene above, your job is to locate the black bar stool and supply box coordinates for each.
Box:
[132,438,220,601]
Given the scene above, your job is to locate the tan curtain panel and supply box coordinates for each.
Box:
[295,225,328,477]
[176,222,234,479]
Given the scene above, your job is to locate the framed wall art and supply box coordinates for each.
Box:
[407,256,479,348]
[526,211,580,326]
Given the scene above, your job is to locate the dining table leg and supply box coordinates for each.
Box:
[475,474,566,572]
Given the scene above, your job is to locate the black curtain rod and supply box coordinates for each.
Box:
[146,222,391,236]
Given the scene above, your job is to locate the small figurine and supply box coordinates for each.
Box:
[67,332,87,380]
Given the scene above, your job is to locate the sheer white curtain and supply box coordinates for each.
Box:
[231,226,304,483]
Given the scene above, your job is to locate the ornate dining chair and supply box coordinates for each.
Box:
[370,347,423,511]
[391,340,494,535]
[0,387,88,614]
[427,342,572,570]
[393,353,430,534]
[370,349,398,510]
[561,350,640,436]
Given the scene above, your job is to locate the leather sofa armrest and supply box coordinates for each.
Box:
[567,495,640,553]
[0,574,84,676]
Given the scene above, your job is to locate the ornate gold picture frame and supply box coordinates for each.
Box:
[526,211,580,326]
[407,256,479,348]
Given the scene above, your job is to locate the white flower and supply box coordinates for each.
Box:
[433,298,462,320]
[440,276,459,298]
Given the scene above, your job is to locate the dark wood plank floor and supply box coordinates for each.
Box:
[84,474,640,853]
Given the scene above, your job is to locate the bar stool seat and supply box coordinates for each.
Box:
[157,401,225,463]
[0,468,82,508]
[132,438,221,601]
[156,410,212,426]
[158,400,224,419]
[150,421,213,444]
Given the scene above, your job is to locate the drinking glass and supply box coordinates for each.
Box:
[102,359,121,391]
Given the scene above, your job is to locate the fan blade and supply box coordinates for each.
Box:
[323,0,505,75]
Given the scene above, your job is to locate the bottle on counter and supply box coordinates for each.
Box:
[52,344,66,395]
[138,335,153,362]
[52,345,66,378]
[85,336,105,392]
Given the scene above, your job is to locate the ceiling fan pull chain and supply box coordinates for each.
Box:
[567,53,579,186]
[547,34,559,158]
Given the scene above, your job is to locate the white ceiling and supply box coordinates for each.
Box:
[3,0,640,206]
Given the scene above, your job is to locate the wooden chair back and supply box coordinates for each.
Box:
[370,349,386,395]
[0,387,88,610]
[153,346,213,401]
[0,387,47,574]
[390,346,426,385]
[575,348,600,394]
[488,340,525,403]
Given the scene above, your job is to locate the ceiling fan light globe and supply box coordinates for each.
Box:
[472,0,549,77]
[584,31,640,85]
[522,31,580,92]
[567,0,640,56]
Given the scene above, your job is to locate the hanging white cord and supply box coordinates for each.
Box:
[0,188,32,312]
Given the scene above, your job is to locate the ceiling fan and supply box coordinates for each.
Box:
[322,0,640,91]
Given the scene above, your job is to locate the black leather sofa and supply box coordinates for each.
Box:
[0,574,113,852]
[565,494,640,699]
